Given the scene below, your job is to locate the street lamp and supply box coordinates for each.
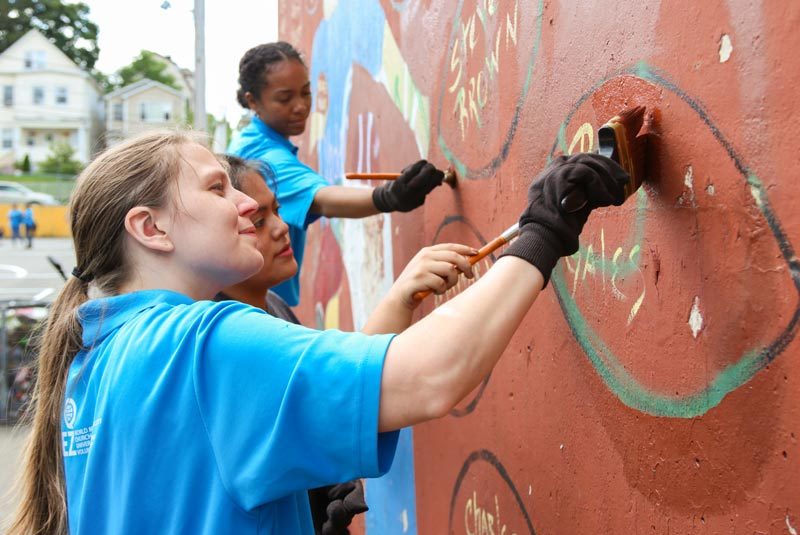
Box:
[160,0,206,132]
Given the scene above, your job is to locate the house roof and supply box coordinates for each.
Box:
[0,29,101,92]
[104,79,186,100]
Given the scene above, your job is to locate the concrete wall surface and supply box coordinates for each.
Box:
[281,1,799,533]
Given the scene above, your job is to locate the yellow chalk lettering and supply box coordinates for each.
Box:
[477,70,487,108]
[448,42,462,93]
[505,1,518,48]
[453,86,468,140]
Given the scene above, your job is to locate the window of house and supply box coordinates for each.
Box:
[33,87,45,105]
[139,101,172,123]
[56,87,68,104]
[26,132,36,147]
[113,102,123,121]
[45,133,54,142]
[24,50,46,70]
[3,86,12,107]
[2,129,13,149]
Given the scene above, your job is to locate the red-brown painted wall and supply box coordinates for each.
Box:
[281,1,799,533]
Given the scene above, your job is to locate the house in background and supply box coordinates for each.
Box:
[150,51,194,106]
[0,29,104,172]
[103,79,188,146]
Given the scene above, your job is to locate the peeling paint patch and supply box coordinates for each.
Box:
[706,183,715,195]
[788,515,798,535]
[688,296,703,338]
[750,184,763,207]
[684,165,694,190]
[401,509,409,533]
[719,34,733,62]
[528,485,532,496]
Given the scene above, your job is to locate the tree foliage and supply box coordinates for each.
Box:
[115,50,181,91]
[0,0,100,71]
[38,142,83,176]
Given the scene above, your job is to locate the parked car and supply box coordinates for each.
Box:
[0,181,58,205]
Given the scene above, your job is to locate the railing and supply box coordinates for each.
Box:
[0,300,47,424]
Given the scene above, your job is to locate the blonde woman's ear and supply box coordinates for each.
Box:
[123,206,174,253]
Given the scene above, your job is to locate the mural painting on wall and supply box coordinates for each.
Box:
[548,68,798,419]
[282,0,799,533]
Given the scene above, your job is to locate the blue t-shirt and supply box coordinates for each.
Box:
[23,207,34,226]
[8,208,22,229]
[228,117,329,306]
[63,289,398,534]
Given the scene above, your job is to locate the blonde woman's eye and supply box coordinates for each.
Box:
[253,218,265,228]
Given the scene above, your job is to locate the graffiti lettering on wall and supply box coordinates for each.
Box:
[561,124,647,326]
[437,0,543,179]
[448,0,519,140]
[548,64,800,418]
[449,450,536,535]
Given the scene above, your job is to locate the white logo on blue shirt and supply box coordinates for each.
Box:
[62,397,101,458]
[64,398,77,429]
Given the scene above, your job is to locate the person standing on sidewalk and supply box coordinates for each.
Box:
[22,203,36,249]
[8,203,23,247]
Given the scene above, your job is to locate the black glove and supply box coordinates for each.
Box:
[308,480,369,535]
[372,159,444,212]
[499,153,629,286]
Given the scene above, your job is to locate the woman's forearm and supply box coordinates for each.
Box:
[378,256,543,432]
[361,295,413,335]
[311,186,380,218]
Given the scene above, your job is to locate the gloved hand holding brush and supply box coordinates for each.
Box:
[499,153,629,285]
[372,159,445,212]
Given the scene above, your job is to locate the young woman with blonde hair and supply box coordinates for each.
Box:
[9,130,627,534]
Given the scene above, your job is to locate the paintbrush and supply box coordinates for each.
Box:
[561,105,652,212]
[412,223,520,301]
[413,105,653,302]
[346,166,459,188]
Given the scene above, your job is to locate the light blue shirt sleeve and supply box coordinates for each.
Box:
[258,149,328,230]
[192,303,398,510]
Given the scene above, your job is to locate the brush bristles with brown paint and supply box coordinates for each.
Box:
[560,105,655,213]
[598,105,655,199]
[346,166,459,188]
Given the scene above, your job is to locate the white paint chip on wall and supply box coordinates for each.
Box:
[401,509,409,533]
[719,34,733,63]
[787,514,798,535]
[689,296,703,338]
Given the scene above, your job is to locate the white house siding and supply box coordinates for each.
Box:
[0,30,104,171]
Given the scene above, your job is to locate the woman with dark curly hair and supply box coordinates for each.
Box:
[229,42,446,306]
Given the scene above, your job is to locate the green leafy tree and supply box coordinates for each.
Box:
[14,154,31,173]
[38,142,83,176]
[115,50,180,91]
[0,0,100,71]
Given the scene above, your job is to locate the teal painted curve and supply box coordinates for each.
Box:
[549,62,800,418]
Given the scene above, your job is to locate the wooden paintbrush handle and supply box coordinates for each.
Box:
[346,173,400,180]
[412,223,519,301]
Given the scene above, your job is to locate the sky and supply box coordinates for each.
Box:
[84,0,278,126]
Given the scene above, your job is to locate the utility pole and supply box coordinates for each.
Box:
[193,0,207,132]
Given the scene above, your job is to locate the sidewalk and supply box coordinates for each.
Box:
[0,237,76,303]
[0,423,29,523]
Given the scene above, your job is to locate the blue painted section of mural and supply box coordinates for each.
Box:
[310,0,384,183]
[309,2,419,533]
[365,428,418,534]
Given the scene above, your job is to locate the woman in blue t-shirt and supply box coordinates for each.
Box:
[229,42,446,306]
[217,154,478,534]
[9,130,628,535]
